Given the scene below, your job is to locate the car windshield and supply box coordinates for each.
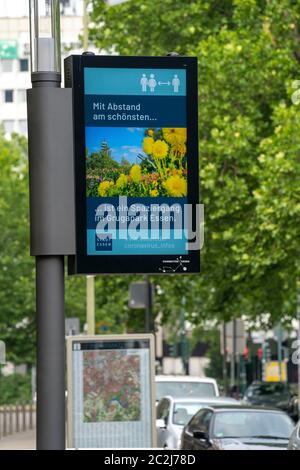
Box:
[173,403,205,426]
[156,382,216,401]
[247,383,287,396]
[213,411,294,439]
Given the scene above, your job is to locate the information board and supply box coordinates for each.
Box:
[67,334,156,449]
[65,55,199,274]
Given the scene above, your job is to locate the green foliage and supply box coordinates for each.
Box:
[0,130,36,364]
[89,0,300,328]
[2,1,300,365]
[0,373,32,405]
[90,0,234,56]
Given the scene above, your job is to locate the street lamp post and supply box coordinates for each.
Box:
[83,0,89,51]
[276,323,283,382]
[28,0,65,450]
[222,322,228,395]
[145,276,153,333]
[30,0,61,76]
[86,276,95,335]
[82,0,96,336]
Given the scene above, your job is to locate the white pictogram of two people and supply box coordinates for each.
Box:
[140,74,180,92]
[140,73,156,92]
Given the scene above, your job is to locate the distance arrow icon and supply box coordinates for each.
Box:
[158,81,171,86]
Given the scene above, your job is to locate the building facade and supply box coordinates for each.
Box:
[0,0,84,136]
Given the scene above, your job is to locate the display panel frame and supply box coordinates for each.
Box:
[65,54,199,274]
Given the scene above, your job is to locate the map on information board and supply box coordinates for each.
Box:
[83,350,141,422]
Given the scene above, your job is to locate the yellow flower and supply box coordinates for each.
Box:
[163,175,187,197]
[152,139,169,160]
[116,173,128,189]
[98,180,113,197]
[172,142,186,157]
[130,164,142,183]
[148,129,154,136]
[162,128,187,145]
[143,136,154,154]
[150,189,159,197]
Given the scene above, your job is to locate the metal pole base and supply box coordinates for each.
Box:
[36,256,65,450]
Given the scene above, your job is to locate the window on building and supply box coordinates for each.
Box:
[4,90,14,103]
[3,120,14,134]
[18,90,27,103]
[19,120,28,135]
[19,58,29,72]
[1,59,14,72]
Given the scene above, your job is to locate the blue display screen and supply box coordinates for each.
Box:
[84,67,188,256]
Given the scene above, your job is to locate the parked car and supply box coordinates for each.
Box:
[243,381,294,416]
[156,396,239,449]
[288,420,300,450]
[180,405,295,450]
[155,375,219,403]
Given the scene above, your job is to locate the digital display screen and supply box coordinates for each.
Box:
[67,55,199,274]
[85,67,187,257]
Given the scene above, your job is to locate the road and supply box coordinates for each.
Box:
[0,430,36,450]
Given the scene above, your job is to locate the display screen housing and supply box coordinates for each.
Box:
[65,55,199,274]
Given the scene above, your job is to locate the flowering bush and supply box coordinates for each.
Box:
[86,128,187,198]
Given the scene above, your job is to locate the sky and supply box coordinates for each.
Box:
[86,127,148,164]
[0,0,83,17]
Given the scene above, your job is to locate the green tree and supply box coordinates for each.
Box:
[0,373,32,405]
[2,0,300,365]
[89,0,300,327]
[0,130,36,364]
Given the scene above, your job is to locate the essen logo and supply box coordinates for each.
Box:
[95,234,112,252]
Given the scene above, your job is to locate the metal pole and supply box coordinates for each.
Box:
[83,0,95,335]
[86,276,95,335]
[262,339,266,381]
[34,0,39,38]
[237,355,241,395]
[82,0,97,337]
[31,70,65,451]
[230,320,236,389]
[230,355,235,389]
[277,324,283,382]
[180,297,188,375]
[36,256,65,449]
[29,0,65,450]
[83,0,89,51]
[31,366,36,403]
[240,355,247,395]
[222,322,228,395]
[233,318,237,385]
[145,276,152,333]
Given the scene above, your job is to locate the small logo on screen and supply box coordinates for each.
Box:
[95,234,112,251]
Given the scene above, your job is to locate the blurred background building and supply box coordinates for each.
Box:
[0,0,84,136]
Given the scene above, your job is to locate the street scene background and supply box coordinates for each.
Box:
[0,0,300,451]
